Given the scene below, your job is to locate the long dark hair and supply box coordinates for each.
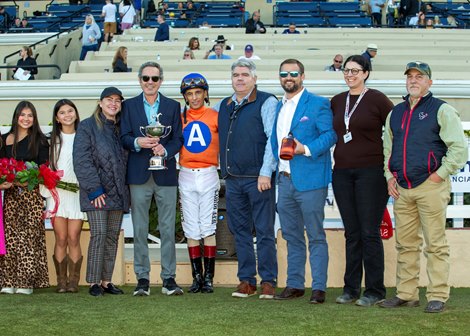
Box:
[50,99,80,171]
[9,100,48,159]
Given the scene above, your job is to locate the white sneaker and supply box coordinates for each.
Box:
[0,287,16,294]
[16,288,33,295]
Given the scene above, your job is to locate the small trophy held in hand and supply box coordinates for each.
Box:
[140,113,172,170]
[280,132,296,160]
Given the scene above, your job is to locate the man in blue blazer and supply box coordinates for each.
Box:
[121,61,184,296]
[272,59,337,304]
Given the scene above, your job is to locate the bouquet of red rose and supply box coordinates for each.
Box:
[0,158,27,185]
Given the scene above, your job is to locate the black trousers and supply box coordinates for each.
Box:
[332,166,389,299]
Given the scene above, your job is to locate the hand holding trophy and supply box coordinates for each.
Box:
[139,113,172,170]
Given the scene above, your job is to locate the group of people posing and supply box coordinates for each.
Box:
[0,57,467,315]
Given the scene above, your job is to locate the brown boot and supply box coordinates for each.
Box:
[53,255,68,293]
[66,256,83,293]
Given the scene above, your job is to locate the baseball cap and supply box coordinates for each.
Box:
[245,44,254,52]
[367,43,378,51]
[404,61,432,78]
[100,86,124,100]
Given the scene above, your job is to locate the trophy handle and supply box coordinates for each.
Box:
[161,126,172,138]
[139,126,147,137]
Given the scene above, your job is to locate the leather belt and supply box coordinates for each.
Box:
[280,171,291,178]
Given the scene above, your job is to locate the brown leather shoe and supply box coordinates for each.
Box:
[379,296,420,308]
[310,290,326,304]
[274,287,305,300]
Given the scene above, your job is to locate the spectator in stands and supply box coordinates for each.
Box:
[409,11,425,26]
[182,48,195,60]
[74,87,128,297]
[159,2,169,15]
[380,61,467,313]
[400,0,420,26]
[113,46,130,72]
[425,18,434,29]
[15,46,38,80]
[331,55,394,307]
[0,101,50,295]
[147,0,157,16]
[187,37,200,50]
[154,14,169,41]
[101,0,117,44]
[362,44,377,71]
[213,35,232,50]
[238,44,261,60]
[178,73,219,294]
[79,14,101,61]
[282,23,300,34]
[433,16,442,26]
[245,10,266,34]
[215,59,278,299]
[21,18,31,29]
[324,54,344,72]
[12,18,21,29]
[0,6,12,32]
[120,0,136,31]
[272,59,336,304]
[387,0,399,27]
[204,44,232,60]
[47,99,84,294]
[447,15,457,27]
[369,0,386,27]
[120,61,184,297]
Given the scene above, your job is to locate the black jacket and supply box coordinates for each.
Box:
[16,56,38,80]
[73,113,129,213]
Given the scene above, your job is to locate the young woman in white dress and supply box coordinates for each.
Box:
[48,99,85,293]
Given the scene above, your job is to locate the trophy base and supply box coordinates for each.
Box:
[148,166,168,171]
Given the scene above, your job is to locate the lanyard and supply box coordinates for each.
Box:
[344,88,368,132]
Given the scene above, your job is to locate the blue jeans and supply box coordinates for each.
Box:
[332,166,388,299]
[80,44,98,61]
[225,176,277,286]
[277,174,328,290]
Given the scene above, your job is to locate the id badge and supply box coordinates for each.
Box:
[343,132,352,143]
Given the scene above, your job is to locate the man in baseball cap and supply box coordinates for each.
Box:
[362,43,378,70]
[404,61,432,78]
[238,44,261,60]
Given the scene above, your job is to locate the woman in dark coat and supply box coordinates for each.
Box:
[15,46,38,80]
[73,87,129,296]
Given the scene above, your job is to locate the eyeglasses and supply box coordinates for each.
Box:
[334,59,343,63]
[279,71,300,78]
[405,61,431,78]
[141,75,161,82]
[181,77,207,90]
[342,68,364,75]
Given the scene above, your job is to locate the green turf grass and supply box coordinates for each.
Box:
[1,287,469,336]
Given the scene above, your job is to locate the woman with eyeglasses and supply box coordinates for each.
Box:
[73,87,129,297]
[331,55,394,307]
[182,48,195,60]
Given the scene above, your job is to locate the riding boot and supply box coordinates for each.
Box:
[201,256,215,293]
[53,255,68,293]
[66,255,83,293]
[188,257,203,293]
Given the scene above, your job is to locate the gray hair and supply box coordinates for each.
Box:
[138,61,164,80]
[231,59,257,77]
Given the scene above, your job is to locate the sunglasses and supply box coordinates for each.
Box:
[334,59,343,63]
[342,68,364,75]
[181,77,207,89]
[405,61,431,78]
[279,71,300,78]
[141,75,161,82]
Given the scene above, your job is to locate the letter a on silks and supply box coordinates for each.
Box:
[183,121,212,154]
[380,208,393,240]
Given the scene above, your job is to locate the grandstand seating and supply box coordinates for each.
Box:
[274,1,370,27]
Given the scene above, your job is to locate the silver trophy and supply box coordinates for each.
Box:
[139,113,172,170]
